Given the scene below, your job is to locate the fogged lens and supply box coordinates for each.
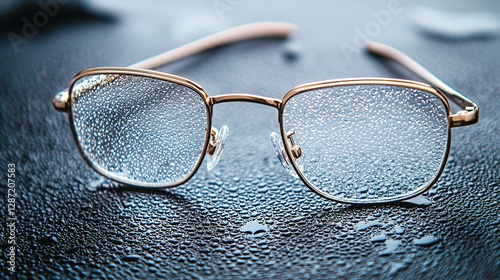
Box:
[70,74,208,186]
[282,84,449,203]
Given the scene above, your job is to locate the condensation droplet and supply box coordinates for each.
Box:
[379,239,402,256]
[240,221,268,237]
[356,220,387,231]
[414,235,439,246]
[402,196,432,206]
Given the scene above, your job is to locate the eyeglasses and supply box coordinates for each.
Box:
[53,22,479,204]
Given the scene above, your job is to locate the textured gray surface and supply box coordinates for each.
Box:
[1,0,499,279]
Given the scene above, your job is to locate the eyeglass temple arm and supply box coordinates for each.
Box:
[129,22,297,69]
[53,22,297,112]
[366,42,479,127]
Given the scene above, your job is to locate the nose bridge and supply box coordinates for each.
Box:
[209,93,282,109]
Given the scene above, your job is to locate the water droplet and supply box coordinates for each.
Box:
[121,255,141,262]
[401,195,432,206]
[240,221,268,237]
[39,235,58,245]
[414,235,439,246]
[84,177,106,191]
[222,238,236,244]
[356,220,386,231]
[292,216,306,222]
[379,239,402,256]
[370,233,386,242]
[395,225,405,234]
[389,262,407,275]
[65,246,82,254]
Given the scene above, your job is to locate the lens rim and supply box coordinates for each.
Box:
[68,67,213,188]
[279,78,452,204]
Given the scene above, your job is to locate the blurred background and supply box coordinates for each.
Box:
[1,0,499,279]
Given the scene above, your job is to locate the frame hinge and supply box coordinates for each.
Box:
[53,90,69,112]
[450,105,479,127]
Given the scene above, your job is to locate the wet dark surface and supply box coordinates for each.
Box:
[1,0,499,279]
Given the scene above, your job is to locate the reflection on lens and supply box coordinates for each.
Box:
[282,84,449,203]
[71,74,208,186]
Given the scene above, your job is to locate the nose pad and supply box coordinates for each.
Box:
[206,125,229,170]
[270,131,303,178]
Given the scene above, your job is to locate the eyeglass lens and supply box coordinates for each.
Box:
[282,85,449,203]
[71,74,208,186]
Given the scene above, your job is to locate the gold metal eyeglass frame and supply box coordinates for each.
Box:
[53,22,479,204]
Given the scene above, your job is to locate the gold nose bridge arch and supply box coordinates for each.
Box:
[209,93,282,109]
